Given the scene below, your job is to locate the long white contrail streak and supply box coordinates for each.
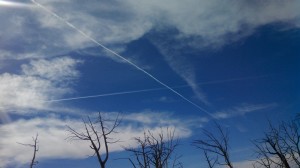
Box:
[31,0,213,117]
[45,74,270,102]
[44,88,165,102]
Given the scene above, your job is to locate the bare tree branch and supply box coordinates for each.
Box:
[125,128,181,168]
[193,123,233,168]
[67,112,121,168]
[17,133,39,168]
[252,121,300,168]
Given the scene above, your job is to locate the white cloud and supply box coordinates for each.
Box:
[0,56,81,116]
[213,103,277,119]
[21,57,82,84]
[127,0,300,46]
[0,112,192,168]
[123,111,180,125]
[150,36,210,105]
[1,1,299,102]
[123,110,208,127]
[1,0,299,62]
[138,0,300,105]
[0,73,61,109]
[0,117,85,167]
[164,54,209,105]
[0,0,152,61]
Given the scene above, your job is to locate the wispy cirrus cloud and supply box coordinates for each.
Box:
[122,110,209,128]
[213,103,277,119]
[162,54,209,105]
[149,33,210,105]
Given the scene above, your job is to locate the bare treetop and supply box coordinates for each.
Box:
[67,112,121,168]
[253,120,300,168]
[193,123,233,168]
[125,128,182,168]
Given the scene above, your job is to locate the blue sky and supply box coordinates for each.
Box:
[0,0,299,167]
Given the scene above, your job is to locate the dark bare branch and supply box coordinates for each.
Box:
[67,112,121,168]
[193,123,233,168]
[17,133,39,168]
[125,128,181,168]
[252,121,298,168]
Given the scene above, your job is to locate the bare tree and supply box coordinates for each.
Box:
[18,133,39,168]
[125,128,182,168]
[280,121,300,166]
[67,112,121,168]
[253,120,300,168]
[193,123,233,168]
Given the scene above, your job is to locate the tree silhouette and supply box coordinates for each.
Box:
[193,123,233,168]
[18,133,39,168]
[67,112,121,168]
[125,128,182,168]
[253,120,300,168]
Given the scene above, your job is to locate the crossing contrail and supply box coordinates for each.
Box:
[44,88,166,102]
[45,74,270,102]
[31,0,213,117]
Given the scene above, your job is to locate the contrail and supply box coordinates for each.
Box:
[45,74,271,102]
[31,0,213,117]
[191,74,274,86]
[44,88,165,102]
